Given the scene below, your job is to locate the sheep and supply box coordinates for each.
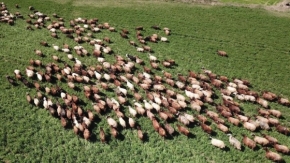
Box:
[177,124,190,136]
[267,117,279,126]
[217,50,228,57]
[177,113,190,126]
[276,124,289,135]
[216,122,229,133]
[274,143,289,154]
[99,127,106,143]
[201,122,212,135]
[160,37,168,42]
[256,97,269,108]
[136,47,144,52]
[184,113,195,123]
[253,135,269,146]
[264,148,283,162]
[242,134,256,150]
[206,110,219,119]
[221,93,233,101]
[148,53,157,62]
[227,134,241,150]
[164,123,174,136]
[148,100,160,112]
[228,117,240,126]
[268,109,282,118]
[128,117,135,128]
[256,119,270,130]
[143,100,153,110]
[119,117,126,128]
[278,97,290,106]
[110,126,119,138]
[137,126,144,141]
[185,90,200,100]
[210,137,226,149]
[107,116,117,128]
[243,121,256,131]
[262,134,278,145]
[117,86,127,96]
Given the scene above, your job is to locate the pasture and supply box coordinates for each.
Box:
[1,0,290,162]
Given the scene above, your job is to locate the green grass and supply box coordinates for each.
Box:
[1,0,290,163]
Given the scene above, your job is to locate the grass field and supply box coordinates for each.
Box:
[1,0,290,162]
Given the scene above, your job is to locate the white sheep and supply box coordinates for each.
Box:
[67,54,74,60]
[153,95,162,105]
[143,100,153,110]
[92,27,100,32]
[243,121,256,131]
[129,106,137,117]
[210,137,226,149]
[148,53,157,62]
[62,48,70,53]
[107,116,118,128]
[52,44,60,51]
[176,94,186,102]
[43,97,48,109]
[184,113,195,122]
[185,90,200,99]
[228,82,237,88]
[97,57,105,63]
[160,37,168,42]
[126,80,134,91]
[94,71,102,80]
[143,72,151,79]
[26,68,34,78]
[35,72,43,81]
[149,100,160,112]
[119,117,126,128]
[221,93,233,101]
[227,134,241,150]
[74,58,82,65]
[136,47,144,52]
[117,86,127,96]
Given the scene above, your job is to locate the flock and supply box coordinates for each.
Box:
[2,2,290,162]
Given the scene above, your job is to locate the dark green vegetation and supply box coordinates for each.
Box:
[1,0,290,162]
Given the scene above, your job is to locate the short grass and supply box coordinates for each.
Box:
[1,0,290,163]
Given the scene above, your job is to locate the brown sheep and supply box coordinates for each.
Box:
[217,50,228,57]
[99,127,106,143]
[177,124,190,136]
[242,134,256,150]
[264,148,283,162]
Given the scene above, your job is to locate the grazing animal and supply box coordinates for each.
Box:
[99,127,106,143]
[274,143,289,154]
[210,137,225,149]
[164,123,174,136]
[242,134,256,150]
[107,116,118,128]
[253,134,269,146]
[276,124,289,135]
[177,124,190,137]
[227,134,241,150]
[264,148,283,162]
[137,126,144,141]
[217,50,228,57]
[83,129,91,140]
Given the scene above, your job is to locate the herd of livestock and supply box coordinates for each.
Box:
[1,2,290,162]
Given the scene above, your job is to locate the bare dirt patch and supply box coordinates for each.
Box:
[265,0,290,12]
